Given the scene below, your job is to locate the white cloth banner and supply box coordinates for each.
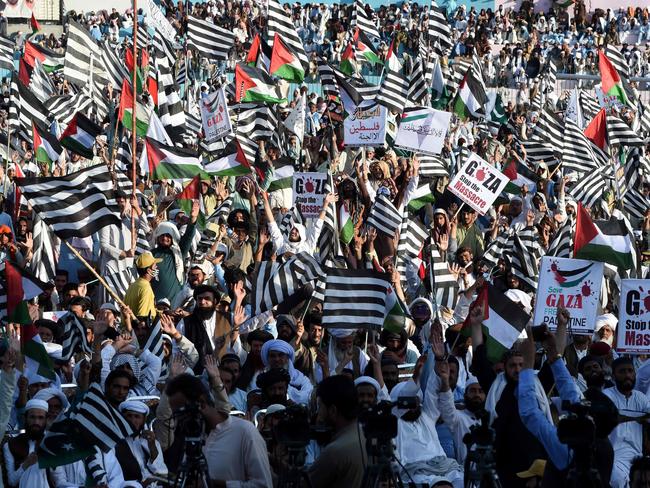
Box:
[144,0,178,41]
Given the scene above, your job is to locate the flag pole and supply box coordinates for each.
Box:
[63,241,137,321]
[3,126,10,195]
[131,0,139,253]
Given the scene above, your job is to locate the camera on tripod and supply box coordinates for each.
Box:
[174,402,206,440]
[273,405,330,449]
[463,409,495,448]
[557,400,596,447]
[359,397,417,443]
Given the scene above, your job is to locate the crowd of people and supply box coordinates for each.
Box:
[0,0,646,487]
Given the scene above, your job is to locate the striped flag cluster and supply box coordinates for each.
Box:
[367,194,402,237]
[17,164,122,239]
[187,15,236,61]
[407,57,428,105]
[606,113,644,147]
[15,78,51,140]
[562,118,607,173]
[59,312,92,361]
[376,69,409,114]
[351,1,379,40]
[569,168,611,209]
[395,216,428,287]
[525,107,564,162]
[427,0,452,56]
[63,20,102,88]
[322,268,390,330]
[45,92,93,125]
[252,252,324,316]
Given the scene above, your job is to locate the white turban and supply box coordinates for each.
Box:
[595,313,617,332]
[354,376,381,395]
[389,380,422,417]
[34,387,70,410]
[328,328,357,339]
[119,400,150,416]
[25,399,49,413]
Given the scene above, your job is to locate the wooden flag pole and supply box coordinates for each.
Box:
[63,241,137,321]
[131,0,139,253]
[3,126,10,195]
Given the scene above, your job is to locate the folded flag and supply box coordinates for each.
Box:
[33,121,63,168]
[453,69,487,120]
[407,182,436,211]
[118,78,150,136]
[353,28,380,65]
[270,33,305,83]
[584,108,607,151]
[465,283,530,363]
[177,174,206,229]
[30,13,40,35]
[574,202,634,269]
[267,165,295,192]
[203,139,251,177]
[59,113,101,160]
[340,43,356,76]
[234,63,286,104]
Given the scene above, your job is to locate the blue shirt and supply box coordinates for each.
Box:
[518,361,580,470]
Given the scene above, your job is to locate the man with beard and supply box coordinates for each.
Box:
[177,284,236,373]
[262,191,337,258]
[604,357,650,488]
[455,207,484,257]
[114,400,168,485]
[260,339,313,405]
[318,329,368,383]
[354,376,383,410]
[294,311,323,383]
[170,262,209,311]
[151,201,199,304]
[379,328,419,365]
[256,368,291,407]
[237,329,273,391]
[577,354,613,392]
[3,400,49,487]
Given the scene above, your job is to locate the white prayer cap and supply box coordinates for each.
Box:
[120,482,143,488]
[595,313,617,332]
[328,328,357,339]
[44,342,63,359]
[265,404,286,416]
[465,375,480,388]
[34,387,70,410]
[119,400,150,416]
[169,209,185,220]
[161,334,173,345]
[354,376,381,395]
[505,289,533,314]
[26,370,52,386]
[25,399,49,413]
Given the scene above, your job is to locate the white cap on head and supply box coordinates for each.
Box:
[25,399,49,413]
[119,399,150,416]
[354,376,381,395]
[328,328,357,339]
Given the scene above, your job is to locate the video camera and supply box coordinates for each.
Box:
[463,409,495,448]
[273,405,330,449]
[359,397,417,444]
[173,401,205,441]
[557,400,596,447]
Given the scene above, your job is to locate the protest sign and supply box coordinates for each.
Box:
[616,279,650,353]
[292,172,328,219]
[533,256,604,334]
[143,0,178,41]
[343,101,387,147]
[200,88,232,141]
[447,152,509,214]
[394,107,451,155]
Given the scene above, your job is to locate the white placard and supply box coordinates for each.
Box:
[144,0,178,42]
[200,88,232,142]
[292,172,328,219]
[533,256,604,334]
[395,107,451,155]
[616,279,650,353]
[343,101,387,147]
[447,152,509,215]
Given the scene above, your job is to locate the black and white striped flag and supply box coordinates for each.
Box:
[482,230,511,268]
[623,187,649,220]
[114,134,131,171]
[407,57,428,105]
[29,59,56,103]
[29,215,58,284]
[376,69,409,114]
[104,261,135,299]
[546,218,574,259]
[187,15,236,61]
[60,312,92,361]
[252,253,324,316]
[322,268,390,330]
[64,20,102,88]
[507,230,543,290]
[427,0,452,56]
[418,154,450,178]
[207,195,233,224]
[99,43,129,90]
[606,113,644,147]
[351,1,379,40]
[562,118,607,173]
[430,248,459,310]
[142,315,164,359]
[45,92,93,125]
[579,90,601,121]
[17,165,122,240]
[154,51,185,142]
[16,78,51,140]
[569,169,610,210]
[279,207,303,237]
[267,0,308,68]
[367,194,402,237]
[317,58,340,100]
[395,215,428,286]
[0,36,13,71]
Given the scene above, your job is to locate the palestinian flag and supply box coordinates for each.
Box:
[267,165,295,192]
[340,43,356,76]
[453,70,487,120]
[465,284,530,363]
[21,322,56,381]
[598,50,629,106]
[502,159,537,194]
[5,261,45,325]
[584,108,607,151]
[118,78,150,136]
[18,57,32,86]
[246,34,272,71]
[59,113,101,159]
[33,121,63,168]
[146,137,204,181]
[234,63,286,104]
[270,34,305,83]
[574,202,634,269]
[354,28,380,65]
[125,48,144,93]
[385,38,402,72]
[408,182,435,211]
[384,285,409,333]
[339,202,354,244]
[177,175,206,228]
[30,13,40,35]
[24,42,64,72]
[203,139,251,177]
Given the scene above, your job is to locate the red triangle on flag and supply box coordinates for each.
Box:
[584,108,607,150]
[574,202,599,254]
[234,64,257,102]
[177,174,202,201]
[145,139,165,174]
[502,160,518,181]
[59,114,79,140]
[5,261,24,319]
[270,34,295,75]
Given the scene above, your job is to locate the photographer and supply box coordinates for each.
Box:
[307,375,366,488]
[518,308,615,485]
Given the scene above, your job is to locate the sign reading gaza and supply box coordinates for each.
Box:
[533,257,604,334]
[292,172,327,219]
[447,153,509,214]
[616,279,650,353]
